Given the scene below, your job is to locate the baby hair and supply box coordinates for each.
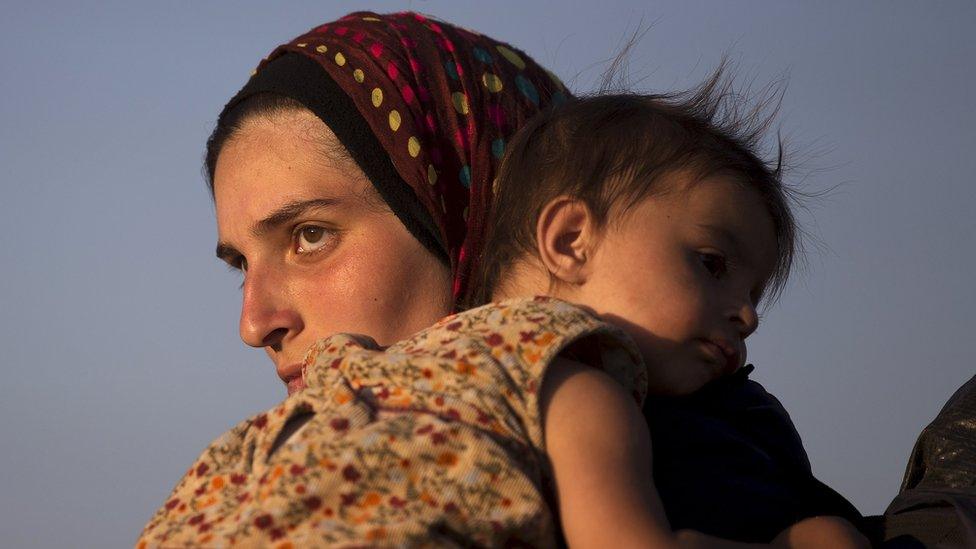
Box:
[470,69,797,308]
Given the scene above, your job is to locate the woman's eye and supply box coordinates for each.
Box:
[295,225,332,254]
[699,253,727,278]
[224,257,247,289]
[225,256,247,273]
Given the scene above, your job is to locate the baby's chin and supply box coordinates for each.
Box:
[643,362,722,397]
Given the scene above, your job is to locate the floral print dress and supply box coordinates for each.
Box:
[138,297,646,548]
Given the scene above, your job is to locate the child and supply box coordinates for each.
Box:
[139,83,868,548]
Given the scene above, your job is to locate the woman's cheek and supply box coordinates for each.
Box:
[291,243,378,333]
[299,232,416,341]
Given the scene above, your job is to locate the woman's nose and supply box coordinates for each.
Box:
[239,266,303,350]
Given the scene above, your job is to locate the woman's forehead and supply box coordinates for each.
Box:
[213,114,372,236]
[226,110,354,169]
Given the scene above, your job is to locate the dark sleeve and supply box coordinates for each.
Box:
[878,374,976,548]
[644,365,863,543]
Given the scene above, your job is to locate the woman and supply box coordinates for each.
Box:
[140,11,868,546]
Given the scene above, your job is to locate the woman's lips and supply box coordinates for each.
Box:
[277,363,306,395]
[286,376,306,395]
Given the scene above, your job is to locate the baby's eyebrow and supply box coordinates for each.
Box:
[696,223,743,257]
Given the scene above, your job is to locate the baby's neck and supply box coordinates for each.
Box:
[490,259,576,304]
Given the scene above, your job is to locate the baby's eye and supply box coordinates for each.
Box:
[699,252,727,278]
[750,288,764,308]
[295,225,332,254]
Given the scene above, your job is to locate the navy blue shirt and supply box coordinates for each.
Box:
[644,365,863,542]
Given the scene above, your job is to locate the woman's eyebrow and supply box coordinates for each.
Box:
[214,198,343,263]
[251,198,342,237]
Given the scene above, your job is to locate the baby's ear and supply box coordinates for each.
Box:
[536,197,598,285]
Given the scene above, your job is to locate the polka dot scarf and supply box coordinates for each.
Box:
[239,11,569,304]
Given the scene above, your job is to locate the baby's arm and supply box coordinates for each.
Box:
[541,356,674,547]
[676,517,868,549]
[540,357,870,549]
[770,516,869,548]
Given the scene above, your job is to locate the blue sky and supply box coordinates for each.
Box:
[2,2,974,546]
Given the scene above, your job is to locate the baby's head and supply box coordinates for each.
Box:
[474,80,796,396]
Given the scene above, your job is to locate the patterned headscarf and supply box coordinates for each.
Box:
[224,11,569,304]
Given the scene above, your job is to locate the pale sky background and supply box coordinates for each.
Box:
[1,1,974,546]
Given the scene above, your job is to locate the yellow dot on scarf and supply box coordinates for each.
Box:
[546,69,565,90]
[482,72,503,92]
[297,43,307,48]
[353,69,365,83]
[372,88,383,107]
[389,110,401,131]
[451,92,469,115]
[427,164,438,185]
[408,136,421,157]
[334,52,346,66]
[315,45,327,53]
[495,45,525,70]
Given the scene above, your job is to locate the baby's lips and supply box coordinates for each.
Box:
[725,351,741,374]
[709,337,742,374]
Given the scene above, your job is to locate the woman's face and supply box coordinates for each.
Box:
[213,109,454,395]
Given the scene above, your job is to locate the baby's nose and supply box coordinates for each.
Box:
[731,300,759,337]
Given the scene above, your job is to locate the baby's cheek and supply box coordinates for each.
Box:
[627,334,678,390]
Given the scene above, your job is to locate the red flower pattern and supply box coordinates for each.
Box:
[303,496,322,510]
[138,297,645,547]
[253,514,273,530]
[342,465,361,482]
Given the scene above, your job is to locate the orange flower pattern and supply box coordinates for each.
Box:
[138,297,646,547]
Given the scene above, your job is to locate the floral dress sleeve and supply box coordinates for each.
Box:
[137,297,645,548]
